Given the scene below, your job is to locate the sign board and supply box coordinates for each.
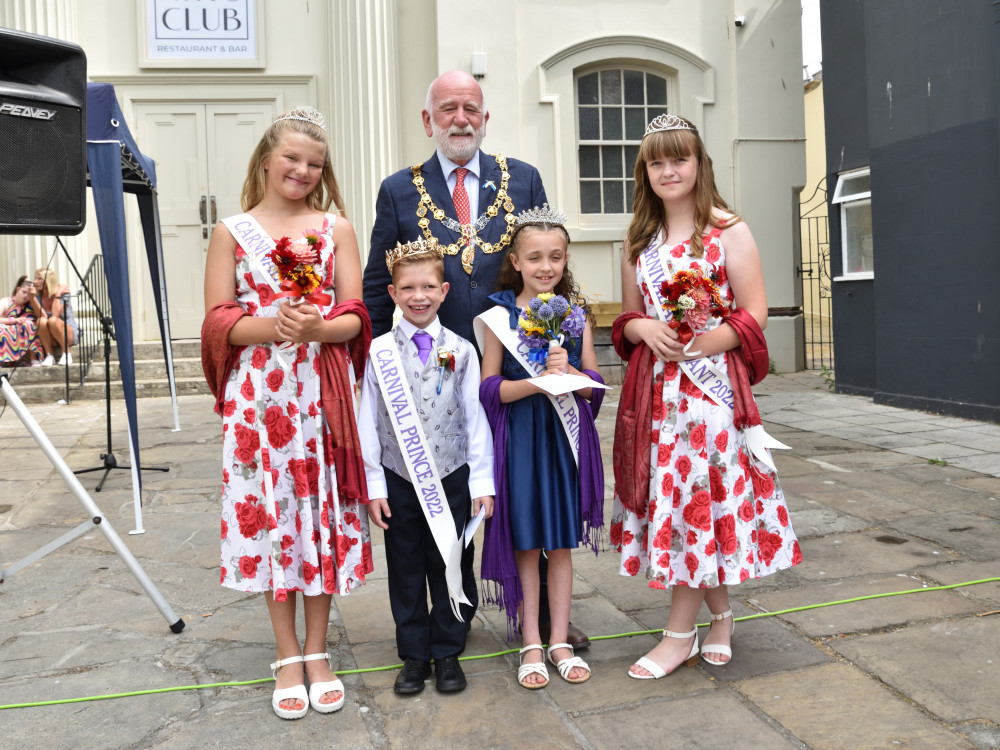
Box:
[140,0,264,68]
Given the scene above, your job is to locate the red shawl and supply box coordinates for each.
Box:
[611,308,769,514]
[200,299,373,505]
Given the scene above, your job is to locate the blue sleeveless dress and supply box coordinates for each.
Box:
[492,290,582,551]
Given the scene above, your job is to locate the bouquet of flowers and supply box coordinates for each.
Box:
[659,269,728,345]
[517,292,587,364]
[270,230,331,306]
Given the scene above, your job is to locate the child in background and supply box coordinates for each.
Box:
[476,206,605,690]
[358,239,494,696]
[202,106,373,719]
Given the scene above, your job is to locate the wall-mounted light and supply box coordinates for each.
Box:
[734,15,747,27]
[471,51,487,79]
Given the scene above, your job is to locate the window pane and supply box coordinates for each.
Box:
[624,69,645,104]
[838,172,871,199]
[578,146,600,178]
[578,107,599,140]
[647,74,667,105]
[844,202,874,273]
[625,145,640,174]
[600,69,622,104]
[602,146,623,178]
[602,108,622,140]
[603,180,624,214]
[580,181,602,214]
[626,179,635,212]
[647,106,668,121]
[625,107,646,140]
[577,72,599,105]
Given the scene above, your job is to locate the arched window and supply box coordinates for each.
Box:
[576,68,670,214]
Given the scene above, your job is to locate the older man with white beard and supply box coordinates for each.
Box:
[363,70,547,344]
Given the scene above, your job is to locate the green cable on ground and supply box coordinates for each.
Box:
[2,576,996,711]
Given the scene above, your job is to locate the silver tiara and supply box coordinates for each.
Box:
[514,203,567,226]
[275,106,327,132]
[644,114,696,137]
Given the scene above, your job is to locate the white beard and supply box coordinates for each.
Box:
[432,121,485,164]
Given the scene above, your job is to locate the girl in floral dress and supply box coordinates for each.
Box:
[202,107,373,718]
[611,115,801,679]
[0,276,45,365]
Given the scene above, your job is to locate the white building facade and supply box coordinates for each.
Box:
[0,0,805,369]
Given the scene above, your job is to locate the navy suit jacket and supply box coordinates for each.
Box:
[364,149,547,343]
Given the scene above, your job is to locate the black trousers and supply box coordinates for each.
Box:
[383,464,478,661]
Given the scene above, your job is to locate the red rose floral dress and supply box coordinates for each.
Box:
[219,214,372,600]
[611,228,801,588]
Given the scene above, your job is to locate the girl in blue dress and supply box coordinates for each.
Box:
[477,208,605,690]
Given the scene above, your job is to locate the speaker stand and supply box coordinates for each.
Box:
[0,373,184,633]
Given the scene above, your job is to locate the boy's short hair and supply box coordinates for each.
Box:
[390,254,445,283]
[386,239,446,283]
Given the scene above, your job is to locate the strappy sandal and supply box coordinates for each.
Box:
[303,652,345,713]
[517,644,549,689]
[700,609,735,666]
[270,654,308,719]
[546,642,591,684]
[628,627,699,680]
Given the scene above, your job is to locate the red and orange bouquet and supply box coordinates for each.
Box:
[270,230,331,305]
[659,269,728,344]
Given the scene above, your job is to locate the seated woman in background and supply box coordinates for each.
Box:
[34,267,79,366]
[0,276,45,366]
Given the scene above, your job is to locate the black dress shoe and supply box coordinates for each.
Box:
[539,621,591,651]
[394,658,431,695]
[434,655,467,693]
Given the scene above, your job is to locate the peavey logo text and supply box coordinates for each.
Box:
[0,103,57,120]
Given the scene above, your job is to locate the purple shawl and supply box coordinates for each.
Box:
[479,362,605,639]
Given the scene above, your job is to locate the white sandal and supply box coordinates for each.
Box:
[546,642,590,684]
[628,627,699,680]
[303,652,345,713]
[518,644,549,689]
[270,654,308,720]
[700,609,735,666]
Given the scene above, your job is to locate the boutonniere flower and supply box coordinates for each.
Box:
[436,347,457,394]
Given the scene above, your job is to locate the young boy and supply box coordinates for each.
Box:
[358,238,495,695]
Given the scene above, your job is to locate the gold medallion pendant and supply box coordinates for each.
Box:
[410,154,516,274]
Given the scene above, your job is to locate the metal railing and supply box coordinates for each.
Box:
[63,254,112,398]
[798,179,834,371]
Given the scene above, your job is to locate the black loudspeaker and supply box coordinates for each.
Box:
[0,27,87,235]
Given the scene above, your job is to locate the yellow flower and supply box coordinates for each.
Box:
[518,317,544,334]
[537,292,555,302]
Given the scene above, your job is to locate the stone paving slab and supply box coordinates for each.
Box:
[831,617,1000,725]
[752,574,983,637]
[889,512,1000,561]
[792,530,953,581]
[738,662,975,749]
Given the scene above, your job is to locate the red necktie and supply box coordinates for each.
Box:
[452,167,471,225]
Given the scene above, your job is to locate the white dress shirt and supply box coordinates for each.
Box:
[436,149,481,222]
[358,315,495,502]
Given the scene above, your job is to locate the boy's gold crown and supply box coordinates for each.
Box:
[385,238,444,271]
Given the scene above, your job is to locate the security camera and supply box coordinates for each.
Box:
[734,15,747,27]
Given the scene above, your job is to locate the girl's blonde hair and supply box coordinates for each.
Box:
[33,267,58,298]
[240,112,347,216]
[626,117,739,262]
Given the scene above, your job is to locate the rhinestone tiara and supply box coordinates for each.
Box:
[385,238,444,272]
[514,203,567,227]
[275,106,327,132]
[644,114,696,137]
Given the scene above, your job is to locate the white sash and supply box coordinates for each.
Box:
[370,333,470,621]
[638,235,789,471]
[222,213,285,290]
[474,306,582,465]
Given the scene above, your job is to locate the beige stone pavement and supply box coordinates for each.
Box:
[0,370,998,749]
